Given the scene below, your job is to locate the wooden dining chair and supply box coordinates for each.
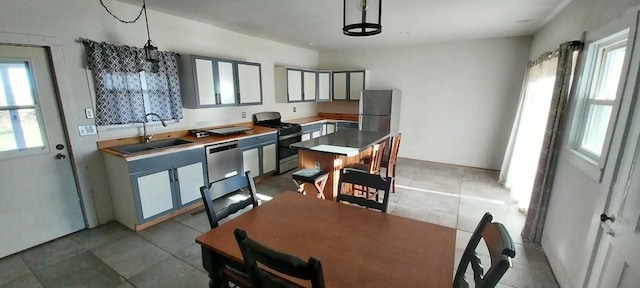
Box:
[336,168,392,212]
[346,142,386,199]
[383,133,402,193]
[199,171,259,229]
[200,171,259,288]
[234,228,325,288]
[453,212,516,288]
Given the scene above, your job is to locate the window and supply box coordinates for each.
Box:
[82,39,183,126]
[572,30,629,167]
[0,61,46,154]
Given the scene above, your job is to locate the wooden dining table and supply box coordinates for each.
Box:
[196,191,456,287]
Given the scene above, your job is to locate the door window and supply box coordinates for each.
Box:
[0,61,47,155]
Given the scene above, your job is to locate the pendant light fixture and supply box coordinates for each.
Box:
[343,0,382,36]
[142,0,159,63]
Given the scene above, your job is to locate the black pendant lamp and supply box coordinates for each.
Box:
[142,0,159,63]
[343,0,382,36]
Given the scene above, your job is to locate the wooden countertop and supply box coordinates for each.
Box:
[286,113,358,125]
[98,113,357,159]
[98,124,277,159]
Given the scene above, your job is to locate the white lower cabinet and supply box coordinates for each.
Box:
[242,147,260,176]
[103,147,207,230]
[136,170,173,219]
[239,132,277,177]
[262,143,277,173]
[177,162,206,205]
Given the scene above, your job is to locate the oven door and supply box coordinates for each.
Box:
[278,133,302,173]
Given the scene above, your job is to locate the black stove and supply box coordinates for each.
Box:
[253,112,302,174]
[253,112,302,137]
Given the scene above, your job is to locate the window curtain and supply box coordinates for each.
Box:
[82,39,183,126]
[522,41,583,243]
[500,53,559,212]
[499,41,583,244]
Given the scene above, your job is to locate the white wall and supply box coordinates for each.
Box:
[318,37,532,170]
[529,0,640,287]
[0,0,320,226]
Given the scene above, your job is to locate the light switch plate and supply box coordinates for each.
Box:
[241,112,246,118]
[293,107,297,112]
[84,108,94,119]
[78,125,97,136]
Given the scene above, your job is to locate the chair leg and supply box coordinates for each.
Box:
[391,165,397,193]
[292,179,306,195]
[314,175,328,199]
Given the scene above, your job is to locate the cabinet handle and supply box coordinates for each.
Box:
[169,170,174,182]
[173,169,179,182]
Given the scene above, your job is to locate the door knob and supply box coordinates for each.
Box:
[600,213,615,223]
[55,153,66,160]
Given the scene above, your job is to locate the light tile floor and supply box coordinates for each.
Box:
[0,158,558,288]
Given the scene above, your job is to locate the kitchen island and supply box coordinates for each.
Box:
[291,129,390,200]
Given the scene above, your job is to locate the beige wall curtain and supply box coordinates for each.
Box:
[500,41,583,243]
[500,53,559,211]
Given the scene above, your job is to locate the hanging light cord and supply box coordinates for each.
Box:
[99,0,145,23]
[143,0,152,42]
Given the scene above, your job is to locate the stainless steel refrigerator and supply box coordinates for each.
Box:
[358,89,401,135]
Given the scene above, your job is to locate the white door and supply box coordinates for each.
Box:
[588,124,640,287]
[0,45,84,258]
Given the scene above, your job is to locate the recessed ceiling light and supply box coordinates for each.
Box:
[306,42,313,45]
[516,19,532,23]
[399,31,409,35]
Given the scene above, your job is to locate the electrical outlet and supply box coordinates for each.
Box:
[78,125,97,136]
[293,106,297,112]
[84,108,94,119]
[241,112,246,118]
[314,161,320,169]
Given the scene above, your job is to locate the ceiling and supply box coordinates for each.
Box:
[117,0,570,51]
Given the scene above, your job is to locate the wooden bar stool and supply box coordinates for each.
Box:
[292,168,329,199]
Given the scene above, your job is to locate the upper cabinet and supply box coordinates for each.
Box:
[333,70,369,101]
[276,66,368,102]
[237,61,263,105]
[317,71,332,102]
[178,55,262,108]
[276,67,317,103]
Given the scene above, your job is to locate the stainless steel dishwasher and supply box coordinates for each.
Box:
[205,140,242,183]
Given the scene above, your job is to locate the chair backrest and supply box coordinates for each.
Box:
[387,133,402,168]
[199,171,259,229]
[453,212,516,288]
[234,228,325,288]
[368,142,386,174]
[335,168,392,212]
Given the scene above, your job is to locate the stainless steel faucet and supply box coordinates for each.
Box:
[142,113,168,143]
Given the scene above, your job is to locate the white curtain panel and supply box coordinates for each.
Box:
[501,55,559,211]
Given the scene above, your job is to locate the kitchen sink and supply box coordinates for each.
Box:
[111,138,194,154]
